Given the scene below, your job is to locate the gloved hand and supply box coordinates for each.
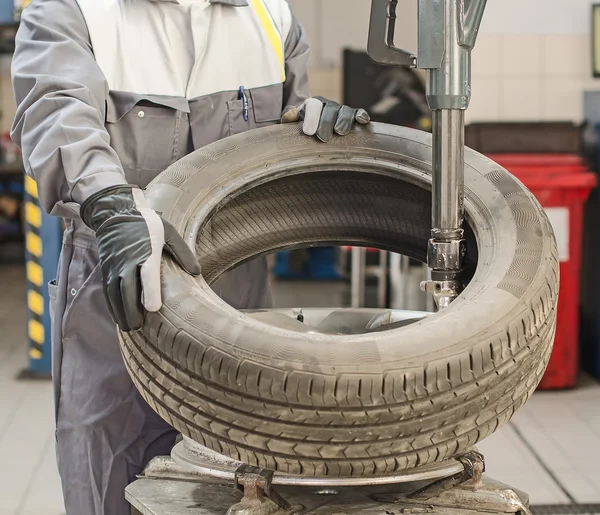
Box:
[81,185,201,331]
[282,97,370,143]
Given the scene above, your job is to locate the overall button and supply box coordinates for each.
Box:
[70,288,77,296]
[138,110,145,118]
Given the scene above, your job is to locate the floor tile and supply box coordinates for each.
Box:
[519,393,600,468]
[552,470,600,504]
[0,379,57,514]
[16,433,65,515]
[478,421,571,505]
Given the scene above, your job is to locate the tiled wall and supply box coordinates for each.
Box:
[469,34,596,123]
[289,0,600,124]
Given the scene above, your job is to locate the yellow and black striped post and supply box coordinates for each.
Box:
[23,175,62,377]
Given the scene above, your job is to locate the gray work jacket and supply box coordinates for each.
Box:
[11,0,310,220]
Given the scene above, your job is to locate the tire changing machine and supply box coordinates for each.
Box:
[127,1,535,514]
[128,437,531,515]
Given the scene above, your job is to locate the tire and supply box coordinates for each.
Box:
[120,123,559,477]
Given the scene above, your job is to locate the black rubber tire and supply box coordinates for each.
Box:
[120,123,559,477]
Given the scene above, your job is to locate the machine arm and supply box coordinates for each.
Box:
[368,0,487,308]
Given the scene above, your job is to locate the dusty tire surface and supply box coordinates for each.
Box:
[119,123,559,477]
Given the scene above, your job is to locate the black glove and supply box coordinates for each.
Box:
[81,185,201,331]
[282,97,371,142]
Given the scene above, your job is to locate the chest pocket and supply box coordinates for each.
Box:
[228,83,284,137]
[105,92,191,189]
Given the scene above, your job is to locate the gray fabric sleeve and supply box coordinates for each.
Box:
[283,13,311,111]
[11,0,127,215]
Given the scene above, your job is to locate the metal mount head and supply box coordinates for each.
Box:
[368,0,487,111]
[368,0,486,70]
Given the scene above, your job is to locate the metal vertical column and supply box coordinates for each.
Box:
[367,0,487,309]
[21,175,62,378]
[377,250,389,308]
[350,247,366,308]
[424,108,466,309]
[421,0,486,308]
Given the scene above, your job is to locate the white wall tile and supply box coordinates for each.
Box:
[392,0,418,55]
[542,34,592,78]
[480,0,595,35]
[501,77,544,121]
[472,35,503,77]
[466,77,502,122]
[308,68,342,103]
[543,78,585,122]
[320,0,370,67]
[286,0,321,68]
[501,35,543,77]
[318,0,417,68]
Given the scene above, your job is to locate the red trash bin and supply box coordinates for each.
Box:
[488,154,597,389]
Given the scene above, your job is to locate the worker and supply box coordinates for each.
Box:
[11,0,370,513]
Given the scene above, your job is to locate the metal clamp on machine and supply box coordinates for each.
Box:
[232,465,295,515]
[368,0,487,308]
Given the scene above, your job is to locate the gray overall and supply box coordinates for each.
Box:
[11,0,310,512]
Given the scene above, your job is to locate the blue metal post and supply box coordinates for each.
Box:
[23,174,62,377]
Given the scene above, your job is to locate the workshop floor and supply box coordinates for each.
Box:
[1,265,600,514]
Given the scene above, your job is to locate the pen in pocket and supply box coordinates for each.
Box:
[238,86,249,122]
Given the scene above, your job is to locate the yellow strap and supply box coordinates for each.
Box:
[29,347,43,360]
[25,175,38,198]
[25,202,42,228]
[26,231,43,258]
[28,319,45,345]
[27,261,43,287]
[250,0,285,82]
[28,290,44,316]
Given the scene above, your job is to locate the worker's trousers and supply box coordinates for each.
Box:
[50,222,271,515]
